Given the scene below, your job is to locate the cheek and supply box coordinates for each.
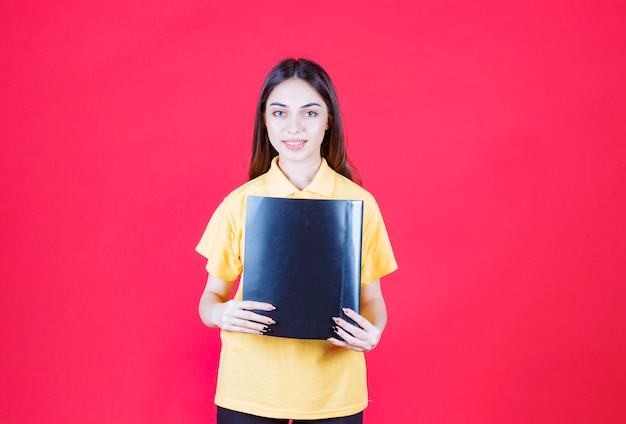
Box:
[266,122,279,136]
[314,122,328,137]
[265,123,281,145]
[265,115,282,130]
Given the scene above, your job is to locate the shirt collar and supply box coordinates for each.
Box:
[265,156,335,197]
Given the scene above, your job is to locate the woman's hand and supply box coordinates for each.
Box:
[327,280,388,352]
[212,300,276,335]
[199,275,275,335]
[327,308,382,352]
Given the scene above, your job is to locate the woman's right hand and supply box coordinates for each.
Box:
[212,299,276,335]
[199,274,276,335]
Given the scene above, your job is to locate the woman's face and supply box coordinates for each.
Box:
[264,78,329,166]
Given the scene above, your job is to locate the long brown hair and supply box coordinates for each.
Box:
[248,58,360,184]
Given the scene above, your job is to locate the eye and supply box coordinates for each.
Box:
[304,110,318,117]
[272,110,286,117]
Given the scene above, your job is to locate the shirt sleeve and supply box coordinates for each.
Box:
[360,198,398,285]
[195,199,243,282]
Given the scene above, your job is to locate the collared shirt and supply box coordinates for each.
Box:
[264,156,335,198]
[196,156,397,420]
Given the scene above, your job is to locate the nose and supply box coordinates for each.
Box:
[287,114,303,133]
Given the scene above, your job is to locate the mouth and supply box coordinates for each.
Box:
[283,139,306,150]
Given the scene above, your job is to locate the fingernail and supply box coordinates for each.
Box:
[332,325,339,333]
[261,326,271,333]
[342,308,349,313]
[332,317,340,323]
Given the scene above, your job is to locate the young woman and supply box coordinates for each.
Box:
[196,58,397,424]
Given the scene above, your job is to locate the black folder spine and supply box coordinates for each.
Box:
[340,201,363,327]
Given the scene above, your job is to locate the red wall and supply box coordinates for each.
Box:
[2,1,625,423]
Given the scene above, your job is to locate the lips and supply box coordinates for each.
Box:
[284,139,306,150]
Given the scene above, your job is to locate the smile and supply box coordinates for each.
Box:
[284,139,306,150]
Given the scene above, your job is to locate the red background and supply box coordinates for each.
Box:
[2,1,625,423]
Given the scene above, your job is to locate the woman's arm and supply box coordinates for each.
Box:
[199,274,276,335]
[327,279,388,352]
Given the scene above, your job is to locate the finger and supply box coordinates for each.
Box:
[327,337,349,348]
[223,302,275,325]
[225,308,275,327]
[230,325,267,335]
[224,318,271,335]
[333,320,379,352]
[237,310,275,325]
[332,324,363,347]
[240,301,276,311]
[327,333,366,352]
[332,316,366,339]
[341,308,374,329]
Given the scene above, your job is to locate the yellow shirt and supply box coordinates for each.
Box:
[196,157,398,420]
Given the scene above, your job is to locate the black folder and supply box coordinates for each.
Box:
[242,196,363,340]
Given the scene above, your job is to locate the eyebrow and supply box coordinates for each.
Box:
[268,102,323,108]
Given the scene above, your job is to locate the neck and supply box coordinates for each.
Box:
[277,156,322,190]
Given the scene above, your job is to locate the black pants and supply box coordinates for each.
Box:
[217,407,363,424]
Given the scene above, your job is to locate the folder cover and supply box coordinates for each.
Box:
[242,196,363,340]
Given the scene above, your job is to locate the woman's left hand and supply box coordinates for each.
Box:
[327,308,382,352]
